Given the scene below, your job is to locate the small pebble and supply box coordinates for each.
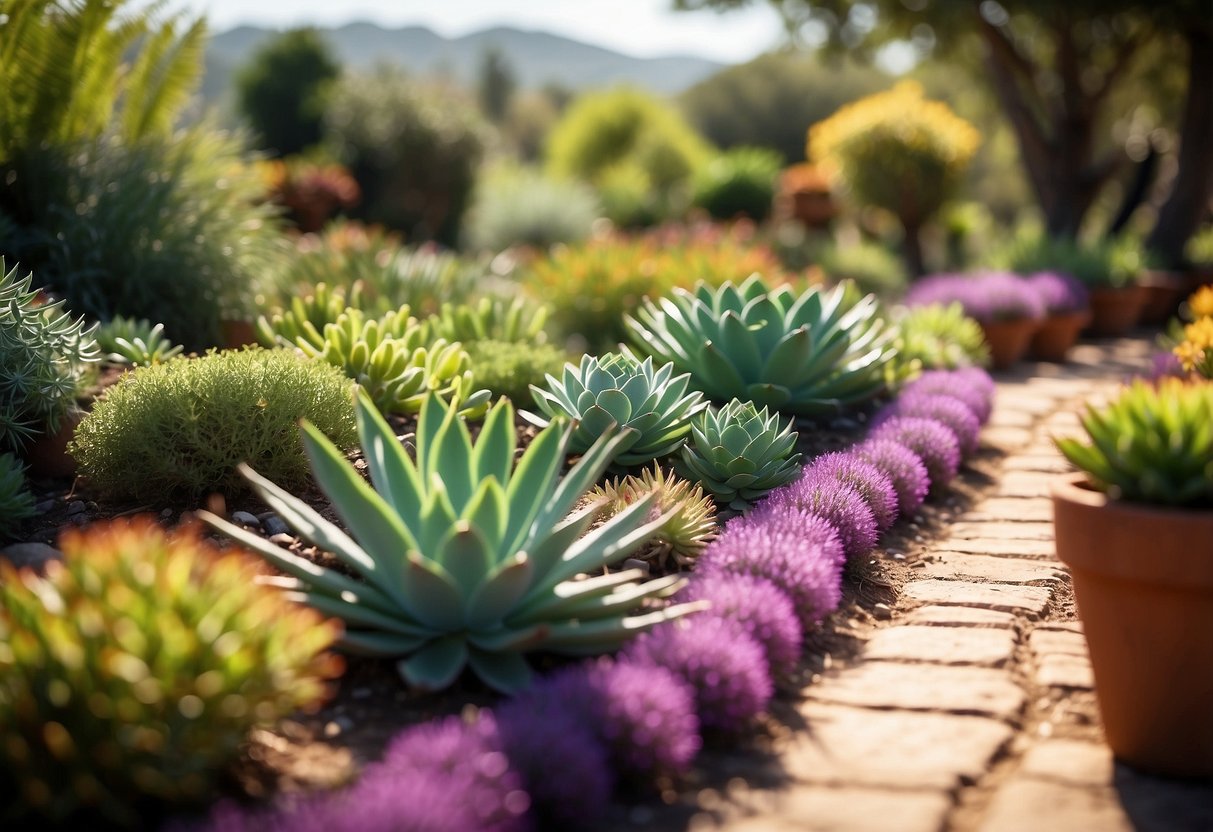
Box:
[160,508,174,519]
[231,511,261,528]
[910,561,926,569]
[623,558,650,574]
[261,514,290,537]
[66,500,86,515]
[871,603,892,621]
[351,687,373,700]
[269,533,294,546]
[0,542,63,571]
[34,499,57,514]
[85,501,99,511]
[887,551,905,561]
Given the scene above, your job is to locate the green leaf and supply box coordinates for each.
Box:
[472,399,515,487]
[436,522,493,601]
[398,636,469,690]
[354,387,425,532]
[466,649,534,694]
[400,551,465,631]
[465,552,533,628]
[341,631,434,658]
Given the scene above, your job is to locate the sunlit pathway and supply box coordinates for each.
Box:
[683,335,1213,832]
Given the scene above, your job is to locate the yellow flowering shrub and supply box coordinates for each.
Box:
[808,81,980,231]
[1175,317,1213,379]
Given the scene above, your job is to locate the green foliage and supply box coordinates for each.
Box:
[477,48,516,123]
[523,228,786,351]
[256,282,362,348]
[426,296,551,345]
[546,87,713,223]
[528,352,707,467]
[464,340,569,408]
[95,316,183,366]
[679,51,892,163]
[326,70,488,246]
[585,465,717,568]
[1056,379,1213,507]
[1186,226,1213,266]
[463,165,600,253]
[995,229,1146,288]
[809,81,980,232]
[235,28,340,157]
[892,303,991,372]
[275,222,482,318]
[1,128,286,349]
[626,275,897,416]
[780,236,909,298]
[0,452,35,535]
[0,0,205,159]
[70,348,357,503]
[289,308,490,418]
[203,392,698,693]
[676,399,802,512]
[0,518,340,825]
[0,260,98,452]
[595,160,665,228]
[692,146,781,222]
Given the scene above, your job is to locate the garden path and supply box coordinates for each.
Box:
[679,335,1213,832]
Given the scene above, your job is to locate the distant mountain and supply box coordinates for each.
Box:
[200,22,728,106]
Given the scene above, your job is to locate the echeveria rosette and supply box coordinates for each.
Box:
[527,351,707,467]
[625,275,897,416]
[676,398,802,512]
[1056,379,1213,508]
[203,391,699,694]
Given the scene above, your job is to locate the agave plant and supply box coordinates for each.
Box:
[202,392,699,693]
[1056,379,1213,507]
[677,399,802,512]
[527,352,707,467]
[625,275,896,416]
[95,315,183,365]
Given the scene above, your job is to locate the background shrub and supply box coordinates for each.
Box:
[70,349,357,502]
[463,165,600,253]
[235,28,340,157]
[465,340,569,407]
[326,69,488,246]
[993,228,1145,289]
[691,146,781,222]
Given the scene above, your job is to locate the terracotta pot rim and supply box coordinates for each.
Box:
[1042,309,1093,325]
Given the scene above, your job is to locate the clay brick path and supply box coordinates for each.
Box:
[700,337,1213,832]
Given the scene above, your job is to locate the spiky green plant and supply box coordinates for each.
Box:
[0,452,35,536]
[527,352,707,467]
[255,282,371,348]
[585,466,717,568]
[1056,379,1213,508]
[0,260,98,452]
[626,275,896,417]
[427,296,550,344]
[202,392,700,693]
[294,308,489,417]
[94,316,183,366]
[677,399,802,512]
[891,302,991,372]
[0,518,341,826]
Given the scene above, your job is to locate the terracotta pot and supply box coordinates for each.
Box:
[979,317,1039,370]
[23,409,83,479]
[1137,270,1188,325]
[787,190,836,228]
[1029,310,1092,362]
[1085,284,1147,337]
[220,319,258,350]
[1051,473,1213,779]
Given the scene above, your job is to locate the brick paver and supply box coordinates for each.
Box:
[701,335,1213,831]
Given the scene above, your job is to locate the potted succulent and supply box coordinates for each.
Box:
[1026,271,1091,362]
[903,272,1045,369]
[1052,378,1213,778]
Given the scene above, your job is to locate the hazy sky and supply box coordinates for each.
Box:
[179,0,787,63]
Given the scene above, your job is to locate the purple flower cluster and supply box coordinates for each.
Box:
[624,617,774,732]
[1025,271,1089,315]
[677,571,803,678]
[874,391,981,455]
[767,479,878,562]
[903,369,993,423]
[904,272,1047,323]
[697,503,845,627]
[868,416,962,491]
[800,452,899,531]
[855,439,931,516]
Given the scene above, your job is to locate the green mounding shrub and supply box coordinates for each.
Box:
[463,165,600,253]
[0,452,36,535]
[276,222,483,318]
[595,159,665,228]
[0,129,286,349]
[426,296,551,345]
[326,69,488,246]
[892,302,991,372]
[1056,379,1213,508]
[691,147,781,222]
[464,340,569,408]
[203,392,700,693]
[0,0,205,159]
[70,349,357,503]
[0,518,341,825]
[994,228,1145,288]
[0,260,99,453]
[95,316,183,366]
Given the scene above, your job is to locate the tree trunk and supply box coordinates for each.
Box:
[1146,26,1213,267]
[901,221,926,278]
